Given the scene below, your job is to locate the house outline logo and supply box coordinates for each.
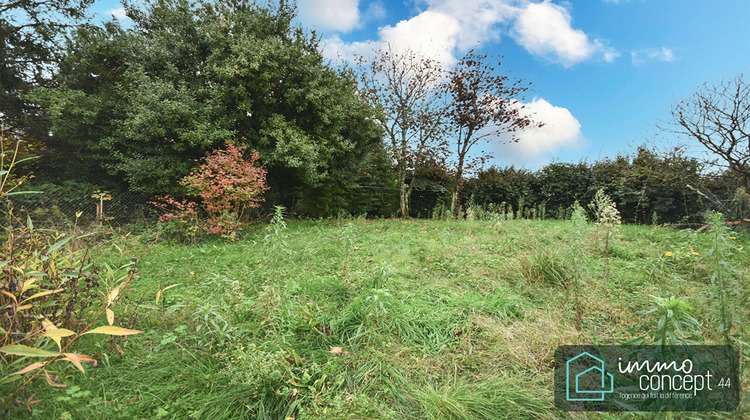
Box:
[566,351,614,401]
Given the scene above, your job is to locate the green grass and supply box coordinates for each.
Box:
[18,218,750,419]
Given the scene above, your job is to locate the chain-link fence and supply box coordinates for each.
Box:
[5,191,157,228]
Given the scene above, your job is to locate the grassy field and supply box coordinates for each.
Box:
[20,217,750,419]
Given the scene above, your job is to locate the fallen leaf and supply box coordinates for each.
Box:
[286,357,305,366]
[329,346,343,355]
[45,371,66,388]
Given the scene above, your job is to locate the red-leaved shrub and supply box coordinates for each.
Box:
[153,142,269,239]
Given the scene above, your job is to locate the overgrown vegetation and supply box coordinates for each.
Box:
[2,0,749,417]
[0,214,741,418]
[0,138,143,417]
[152,142,269,241]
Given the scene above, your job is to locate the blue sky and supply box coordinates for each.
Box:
[94,0,750,170]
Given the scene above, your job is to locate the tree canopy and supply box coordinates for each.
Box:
[355,45,447,217]
[1,0,93,148]
[34,0,384,208]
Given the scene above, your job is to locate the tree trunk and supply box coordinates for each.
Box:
[398,165,408,218]
[451,155,465,218]
[407,173,416,217]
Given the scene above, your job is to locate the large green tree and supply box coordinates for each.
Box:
[34,0,384,211]
[1,0,93,148]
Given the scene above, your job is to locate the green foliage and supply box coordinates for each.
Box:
[633,296,701,346]
[405,377,551,420]
[263,206,292,271]
[705,211,741,345]
[0,145,143,413]
[537,162,592,218]
[517,251,571,288]
[221,346,344,418]
[34,0,384,208]
[462,166,537,213]
[294,146,397,217]
[12,217,749,418]
[461,146,707,224]
[588,189,621,282]
[567,201,589,330]
[0,0,93,141]
[151,196,201,243]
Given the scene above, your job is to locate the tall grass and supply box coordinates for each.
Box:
[21,216,749,418]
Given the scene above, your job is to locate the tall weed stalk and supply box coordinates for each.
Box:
[705,211,738,345]
[567,202,588,331]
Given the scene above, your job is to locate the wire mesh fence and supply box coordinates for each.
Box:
[3,184,748,230]
[5,191,157,228]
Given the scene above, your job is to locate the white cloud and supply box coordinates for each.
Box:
[320,35,374,62]
[107,8,129,20]
[511,1,618,67]
[631,47,675,66]
[496,98,584,160]
[298,0,361,33]
[420,0,518,50]
[378,11,462,66]
[319,0,616,68]
[364,1,387,21]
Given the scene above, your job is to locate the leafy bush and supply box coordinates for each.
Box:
[150,196,201,243]
[154,142,269,240]
[0,139,143,414]
[705,211,741,345]
[181,142,268,235]
[631,296,701,345]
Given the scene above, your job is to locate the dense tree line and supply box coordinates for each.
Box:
[461,146,746,224]
[3,0,748,222]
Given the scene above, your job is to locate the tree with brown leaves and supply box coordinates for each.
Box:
[443,51,542,216]
[356,45,448,217]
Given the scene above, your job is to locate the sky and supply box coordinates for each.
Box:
[93,0,750,170]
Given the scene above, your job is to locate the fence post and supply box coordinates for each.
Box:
[91,191,112,226]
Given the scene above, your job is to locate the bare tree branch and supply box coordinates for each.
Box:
[666,74,750,184]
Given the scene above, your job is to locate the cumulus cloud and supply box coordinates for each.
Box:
[495,98,584,161]
[107,8,129,20]
[511,1,618,67]
[631,47,675,66]
[378,11,462,66]
[421,0,518,49]
[298,0,361,32]
[316,0,617,68]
